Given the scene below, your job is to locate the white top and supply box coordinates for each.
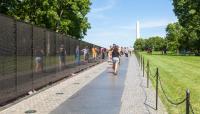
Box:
[82,48,88,55]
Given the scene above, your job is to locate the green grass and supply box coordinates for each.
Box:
[139,51,200,114]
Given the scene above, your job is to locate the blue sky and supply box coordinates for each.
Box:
[84,0,178,48]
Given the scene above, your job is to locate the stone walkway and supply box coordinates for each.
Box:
[49,55,129,114]
[0,55,167,114]
[119,55,167,114]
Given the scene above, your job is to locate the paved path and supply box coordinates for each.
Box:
[0,55,167,114]
[50,56,129,114]
[119,55,167,114]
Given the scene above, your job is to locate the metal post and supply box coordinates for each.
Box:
[139,54,140,66]
[156,68,159,110]
[186,89,190,114]
[143,57,144,77]
[141,56,142,70]
[147,60,149,88]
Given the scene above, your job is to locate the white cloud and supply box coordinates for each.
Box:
[116,19,177,30]
[88,0,117,20]
[85,28,135,48]
[84,19,177,47]
[88,13,109,20]
[118,26,135,30]
[140,19,177,29]
[91,0,117,13]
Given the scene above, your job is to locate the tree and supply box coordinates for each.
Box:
[12,0,60,29]
[145,36,166,51]
[134,39,146,51]
[165,22,187,52]
[0,0,91,39]
[0,0,19,14]
[56,0,91,39]
[173,0,200,50]
[134,37,166,51]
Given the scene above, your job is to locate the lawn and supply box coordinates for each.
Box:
[139,51,200,114]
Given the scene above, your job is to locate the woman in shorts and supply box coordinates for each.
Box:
[112,46,120,75]
[35,48,44,73]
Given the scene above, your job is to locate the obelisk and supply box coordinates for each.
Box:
[136,21,140,39]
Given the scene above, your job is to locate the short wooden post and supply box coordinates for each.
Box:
[156,68,159,110]
[186,89,190,114]
[143,57,144,77]
[147,60,149,88]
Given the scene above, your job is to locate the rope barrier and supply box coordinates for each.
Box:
[190,102,195,114]
[149,67,156,78]
[144,64,156,78]
[136,54,196,114]
[158,76,186,105]
[145,65,148,73]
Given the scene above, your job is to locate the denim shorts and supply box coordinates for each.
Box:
[35,57,42,64]
[112,57,119,64]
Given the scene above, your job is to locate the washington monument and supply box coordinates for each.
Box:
[136,21,140,39]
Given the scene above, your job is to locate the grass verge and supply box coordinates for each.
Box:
[139,51,200,114]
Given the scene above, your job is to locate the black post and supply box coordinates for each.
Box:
[156,68,159,110]
[141,56,142,70]
[147,60,149,88]
[143,57,144,77]
[186,89,190,114]
[139,54,141,66]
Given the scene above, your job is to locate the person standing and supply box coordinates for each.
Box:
[75,45,80,65]
[101,48,106,60]
[35,48,44,73]
[124,47,129,57]
[86,46,90,62]
[108,46,113,62]
[58,44,66,70]
[122,47,125,56]
[82,46,89,63]
[128,47,132,56]
[92,46,97,60]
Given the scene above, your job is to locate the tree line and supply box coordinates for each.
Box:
[134,36,166,51]
[134,0,200,55]
[0,0,91,39]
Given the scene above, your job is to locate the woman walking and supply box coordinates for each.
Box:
[112,46,120,75]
